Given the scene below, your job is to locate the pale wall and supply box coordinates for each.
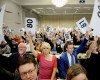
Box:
[0,0,39,34]
[40,14,92,28]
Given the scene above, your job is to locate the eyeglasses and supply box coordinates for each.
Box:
[20,68,35,77]
[18,47,26,48]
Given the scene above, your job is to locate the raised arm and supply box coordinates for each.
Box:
[86,36,98,58]
[76,31,89,53]
[0,66,14,79]
[27,32,38,57]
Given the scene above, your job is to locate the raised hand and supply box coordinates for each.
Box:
[94,36,98,42]
[26,31,33,39]
[85,31,89,39]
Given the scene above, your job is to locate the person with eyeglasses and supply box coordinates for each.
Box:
[0,55,37,80]
[0,43,35,74]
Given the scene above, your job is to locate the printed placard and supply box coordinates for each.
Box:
[64,33,71,41]
[76,17,89,34]
[25,18,36,34]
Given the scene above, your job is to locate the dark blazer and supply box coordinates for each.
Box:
[51,43,63,54]
[59,38,88,79]
[0,53,35,73]
[0,66,21,80]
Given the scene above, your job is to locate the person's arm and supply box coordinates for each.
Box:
[51,68,57,80]
[27,33,38,57]
[76,31,89,54]
[76,31,81,42]
[51,57,57,80]
[86,36,98,58]
[59,56,67,79]
[0,66,14,80]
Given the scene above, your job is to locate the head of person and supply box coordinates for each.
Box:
[15,34,19,38]
[18,43,27,55]
[52,37,57,44]
[18,55,37,80]
[65,41,74,54]
[66,64,88,80]
[41,42,51,54]
[8,36,12,40]
[11,39,16,44]
[56,34,59,40]
[1,40,6,46]
[48,34,52,40]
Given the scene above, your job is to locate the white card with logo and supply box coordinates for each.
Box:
[64,33,71,41]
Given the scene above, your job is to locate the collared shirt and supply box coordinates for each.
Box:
[67,52,75,66]
[57,39,62,45]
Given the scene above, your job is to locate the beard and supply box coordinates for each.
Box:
[19,50,24,55]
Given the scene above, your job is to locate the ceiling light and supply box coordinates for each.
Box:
[51,0,68,7]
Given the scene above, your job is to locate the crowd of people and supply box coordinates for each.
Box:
[0,28,100,80]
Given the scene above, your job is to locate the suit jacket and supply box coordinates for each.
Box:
[0,66,21,80]
[59,38,88,79]
[0,52,35,73]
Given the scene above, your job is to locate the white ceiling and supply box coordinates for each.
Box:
[12,0,100,15]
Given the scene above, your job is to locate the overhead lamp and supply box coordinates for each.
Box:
[51,0,68,7]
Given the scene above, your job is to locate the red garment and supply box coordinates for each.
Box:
[37,53,57,79]
[14,37,20,42]
[17,39,24,44]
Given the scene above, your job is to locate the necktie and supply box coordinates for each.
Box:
[70,54,74,65]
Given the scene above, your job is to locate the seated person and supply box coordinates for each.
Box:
[0,55,37,80]
[66,64,88,80]
[59,31,89,79]
[51,37,63,54]
[0,40,11,54]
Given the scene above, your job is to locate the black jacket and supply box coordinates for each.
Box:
[0,66,21,80]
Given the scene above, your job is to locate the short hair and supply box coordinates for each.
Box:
[52,37,57,42]
[65,41,73,49]
[41,42,51,50]
[66,64,87,80]
[17,55,37,69]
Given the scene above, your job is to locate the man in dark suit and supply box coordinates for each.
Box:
[59,31,89,79]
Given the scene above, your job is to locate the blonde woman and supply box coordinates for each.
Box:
[28,33,57,80]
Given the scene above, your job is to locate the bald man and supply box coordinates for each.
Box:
[0,43,35,73]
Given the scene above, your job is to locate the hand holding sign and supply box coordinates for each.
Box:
[76,17,89,34]
[46,26,51,34]
[64,33,71,41]
[85,31,89,39]
[25,18,36,34]
[46,26,50,32]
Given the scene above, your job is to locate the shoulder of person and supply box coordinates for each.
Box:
[61,52,66,57]
[56,42,60,45]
